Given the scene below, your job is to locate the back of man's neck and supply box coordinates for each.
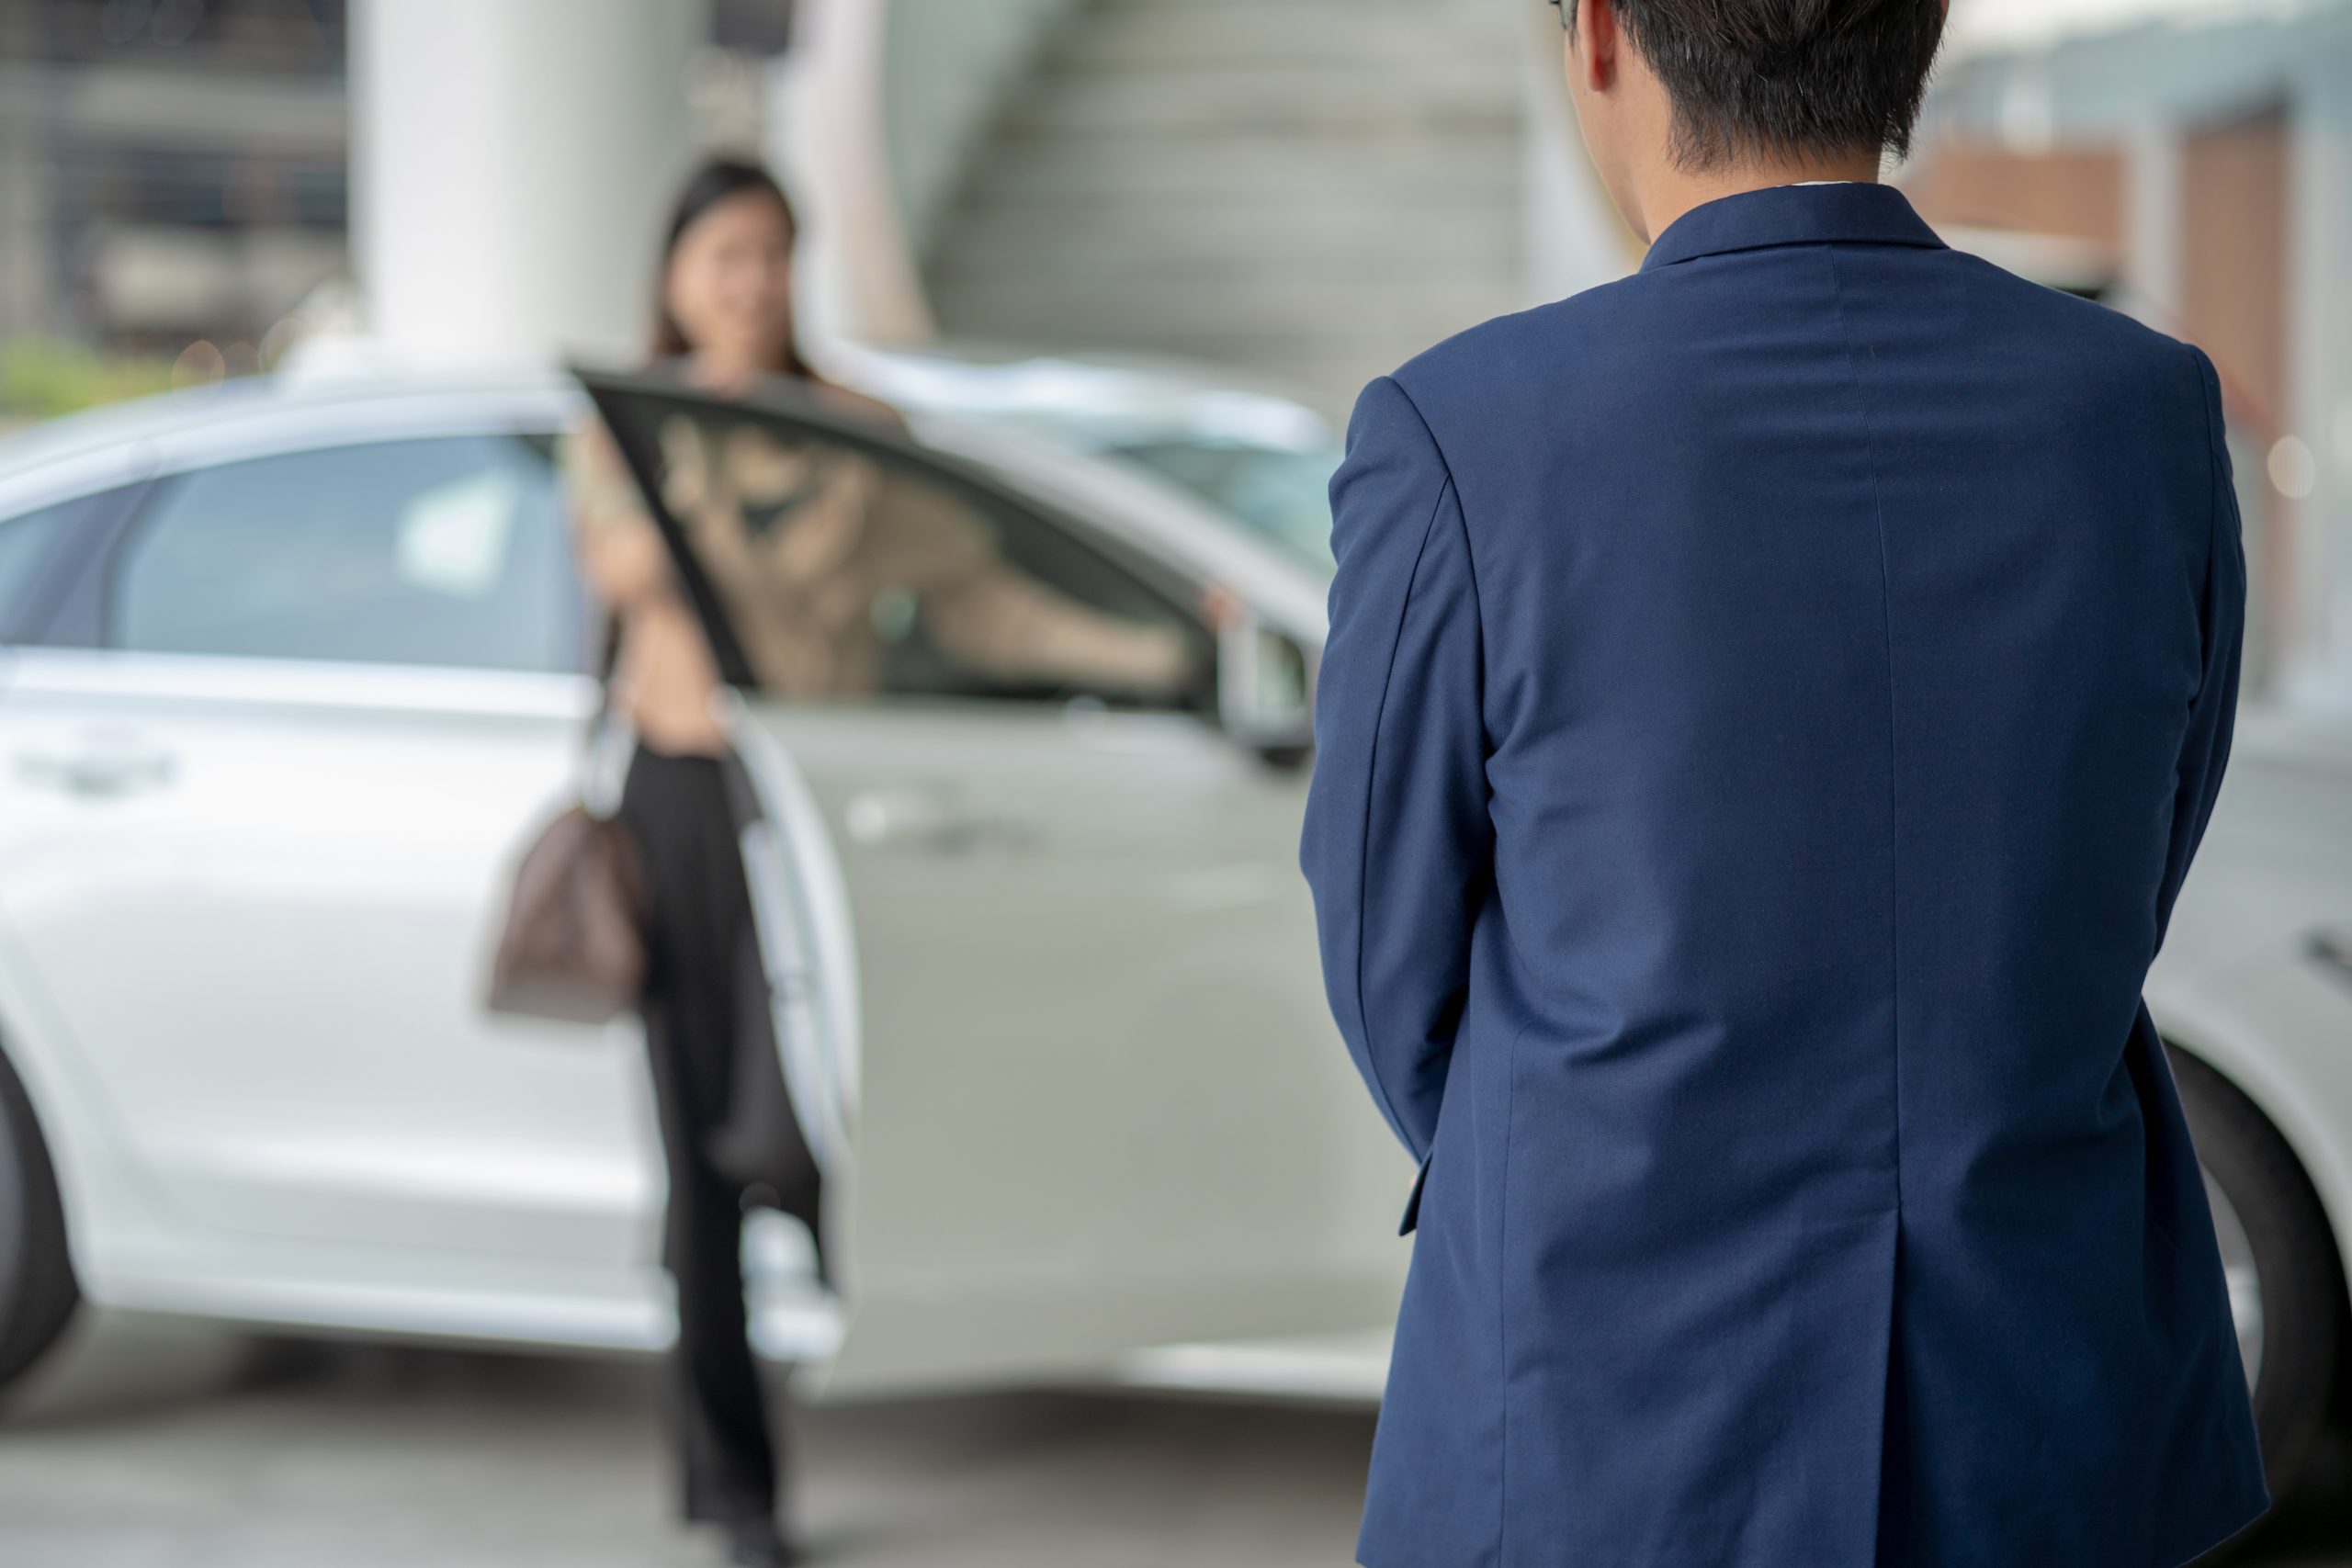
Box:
[1633,151,1884,244]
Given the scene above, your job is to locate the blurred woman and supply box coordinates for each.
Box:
[564,156,1207,1568]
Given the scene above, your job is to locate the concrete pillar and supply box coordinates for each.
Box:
[350,0,709,368]
[2120,116,2184,328]
[0,105,54,345]
[0,7,55,344]
[2282,25,2352,708]
[766,0,934,358]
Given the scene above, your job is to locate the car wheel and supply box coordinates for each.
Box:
[0,1042,76,1397]
[2169,1043,2342,1505]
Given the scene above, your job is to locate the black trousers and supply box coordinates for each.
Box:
[617,742,788,1528]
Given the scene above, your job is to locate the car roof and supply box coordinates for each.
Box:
[0,364,579,479]
[835,340,1336,451]
[0,342,1336,479]
[0,354,1334,640]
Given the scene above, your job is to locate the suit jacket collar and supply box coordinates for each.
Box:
[1638,181,1946,274]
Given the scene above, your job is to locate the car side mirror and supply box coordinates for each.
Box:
[1217,612,1314,766]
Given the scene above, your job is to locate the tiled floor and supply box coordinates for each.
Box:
[0,1313,2345,1568]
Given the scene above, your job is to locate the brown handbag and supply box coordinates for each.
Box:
[486,624,649,1025]
[485,802,650,1024]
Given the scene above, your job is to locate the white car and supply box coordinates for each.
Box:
[2145,707,2352,1498]
[0,355,2346,1513]
[0,359,1406,1404]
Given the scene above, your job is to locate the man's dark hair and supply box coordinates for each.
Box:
[1570,0,1947,170]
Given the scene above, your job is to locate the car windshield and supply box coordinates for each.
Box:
[1099,436,1340,581]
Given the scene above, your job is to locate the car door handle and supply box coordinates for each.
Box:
[14,742,176,798]
[842,786,1037,854]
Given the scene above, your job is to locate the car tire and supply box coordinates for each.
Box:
[2169,1043,2342,1508]
[0,1041,76,1398]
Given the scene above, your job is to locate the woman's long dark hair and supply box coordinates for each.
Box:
[650,156,815,378]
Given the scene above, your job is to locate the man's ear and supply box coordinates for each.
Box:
[1572,0,1619,94]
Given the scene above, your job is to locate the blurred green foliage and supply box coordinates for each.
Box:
[0,341,177,424]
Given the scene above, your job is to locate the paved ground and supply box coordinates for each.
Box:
[3,1312,2350,1568]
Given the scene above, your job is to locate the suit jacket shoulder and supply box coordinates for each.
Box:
[1381,243,2218,548]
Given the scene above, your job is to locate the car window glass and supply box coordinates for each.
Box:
[0,497,79,637]
[111,434,583,673]
[627,401,1213,712]
[1105,437,1340,581]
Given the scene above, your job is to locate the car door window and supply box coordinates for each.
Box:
[1104,436,1341,580]
[110,434,584,673]
[0,497,84,638]
[597,393,1215,713]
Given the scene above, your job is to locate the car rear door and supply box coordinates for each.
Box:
[582,372,1411,1393]
[0,418,670,1316]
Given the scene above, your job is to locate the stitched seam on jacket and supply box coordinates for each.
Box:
[1384,378,1482,649]
[1824,246,1905,1221]
[1384,377,1497,1146]
[1348,439,1461,1156]
[1393,380,1495,860]
[1385,378,1497,1128]
[1385,376,1508,1557]
[2186,341,2225,707]
[1826,249,1907,1564]
[1825,236,1900,1568]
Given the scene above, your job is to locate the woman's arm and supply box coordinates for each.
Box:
[560,418,674,613]
[922,555,1200,698]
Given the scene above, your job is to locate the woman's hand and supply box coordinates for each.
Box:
[1198,582,1248,633]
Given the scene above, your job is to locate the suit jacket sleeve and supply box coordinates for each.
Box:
[1300,373,1493,1172]
[2155,343,2248,952]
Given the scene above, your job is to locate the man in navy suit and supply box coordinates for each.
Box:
[1299,1,2267,1563]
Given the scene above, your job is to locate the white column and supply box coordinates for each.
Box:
[0,105,53,344]
[350,0,708,369]
[0,8,48,344]
[767,0,935,358]
[2120,116,2184,328]
[2282,28,2352,710]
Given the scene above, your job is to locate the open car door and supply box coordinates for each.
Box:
[576,367,1411,1394]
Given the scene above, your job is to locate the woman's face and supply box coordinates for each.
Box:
[663,188,797,372]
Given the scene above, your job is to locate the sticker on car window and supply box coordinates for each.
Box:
[397,469,520,597]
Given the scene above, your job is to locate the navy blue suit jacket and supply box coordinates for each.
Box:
[1301,183,2267,1568]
